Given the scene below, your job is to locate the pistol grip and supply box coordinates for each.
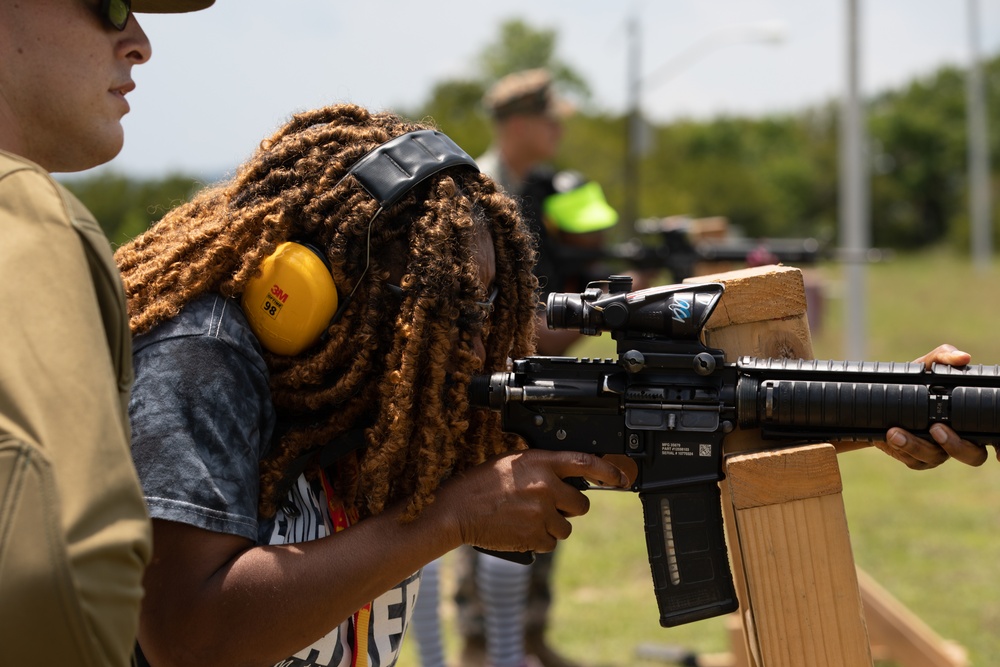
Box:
[640,484,738,627]
[470,476,590,566]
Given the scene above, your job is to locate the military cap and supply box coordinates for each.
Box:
[483,69,574,120]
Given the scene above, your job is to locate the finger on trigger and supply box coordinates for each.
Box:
[565,451,629,488]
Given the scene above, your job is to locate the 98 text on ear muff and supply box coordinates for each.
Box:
[240,129,480,356]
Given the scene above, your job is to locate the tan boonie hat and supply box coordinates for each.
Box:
[133,0,215,12]
[483,68,574,120]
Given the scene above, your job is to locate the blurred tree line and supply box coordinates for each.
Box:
[67,19,999,251]
[61,171,207,247]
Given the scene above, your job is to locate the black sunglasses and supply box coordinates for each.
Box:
[100,0,132,30]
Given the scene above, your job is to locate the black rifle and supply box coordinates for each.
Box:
[551,227,828,283]
[559,216,890,284]
[470,276,1000,628]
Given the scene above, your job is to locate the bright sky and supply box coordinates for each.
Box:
[103,0,1000,179]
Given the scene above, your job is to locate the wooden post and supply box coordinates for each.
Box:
[685,265,873,667]
[678,264,967,667]
[726,444,872,666]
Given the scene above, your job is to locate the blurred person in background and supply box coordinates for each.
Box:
[0,2,214,665]
[412,68,606,667]
[466,68,589,667]
[519,166,634,354]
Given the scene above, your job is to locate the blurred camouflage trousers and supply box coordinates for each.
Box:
[454,545,557,638]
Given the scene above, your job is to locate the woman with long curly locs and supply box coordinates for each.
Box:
[116,103,629,667]
[119,105,534,517]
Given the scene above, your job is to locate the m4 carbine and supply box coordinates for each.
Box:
[470,276,1000,628]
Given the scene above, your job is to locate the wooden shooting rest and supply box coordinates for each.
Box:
[681,264,968,667]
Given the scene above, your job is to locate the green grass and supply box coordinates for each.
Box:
[809,246,1000,363]
[400,249,1000,666]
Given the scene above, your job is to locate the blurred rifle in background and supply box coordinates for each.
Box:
[555,215,890,283]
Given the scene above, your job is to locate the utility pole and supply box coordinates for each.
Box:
[840,0,869,360]
[967,0,993,271]
[621,14,786,236]
[624,12,641,234]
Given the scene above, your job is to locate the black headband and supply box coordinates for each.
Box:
[348,129,479,209]
[328,129,480,324]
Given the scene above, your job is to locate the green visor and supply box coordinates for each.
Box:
[132,0,215,12]
[542,181,619,234]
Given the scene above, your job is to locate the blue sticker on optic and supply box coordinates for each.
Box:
[669,297,692,323]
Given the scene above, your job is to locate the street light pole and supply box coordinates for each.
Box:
[624,12,642,234]
[967,0,993,271]
[621,17,787,233]
[840,0,869,360]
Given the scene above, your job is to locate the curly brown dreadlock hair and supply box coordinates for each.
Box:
[115,104,538,521]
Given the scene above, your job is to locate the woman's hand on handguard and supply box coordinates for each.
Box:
[433,449,629,554]
[881,344,994,468]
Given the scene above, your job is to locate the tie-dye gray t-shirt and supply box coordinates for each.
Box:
[129,293,420,667]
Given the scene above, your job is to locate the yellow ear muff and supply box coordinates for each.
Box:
[239,130,478,354]
[241,242,339,356]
